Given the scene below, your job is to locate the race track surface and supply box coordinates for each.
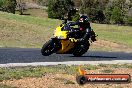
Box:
[0,48,132,67]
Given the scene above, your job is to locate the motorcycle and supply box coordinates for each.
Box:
[41,21,97,57]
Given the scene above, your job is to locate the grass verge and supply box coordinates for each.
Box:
[0,11,61,48]
[0,11,132,51]
[0,64,132,81]
[0,65,97,81]
[0,84,16,88]
[92,23,132,48]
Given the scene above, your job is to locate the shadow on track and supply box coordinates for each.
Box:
[70,55,117,58]
[0,48,131,64]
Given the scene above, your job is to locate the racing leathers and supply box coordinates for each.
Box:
[68,21,95,42]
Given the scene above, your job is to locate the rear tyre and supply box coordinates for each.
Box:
[73,41,90,57]
[41,40,56,56]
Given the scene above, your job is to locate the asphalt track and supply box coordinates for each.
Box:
[0,48,132,67]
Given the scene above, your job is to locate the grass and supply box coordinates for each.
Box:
[0,11,132,50]
[0,65,98,81]
[101,69,114,73]
[54,77,75,84]
[0,11,61,48]
[0,84,16,88]
[15,9,48,18]
[99,64,132,68]
[92,23,132,48]
[98,64,108,67]
[25,9,48,18]
[0,64,132,81]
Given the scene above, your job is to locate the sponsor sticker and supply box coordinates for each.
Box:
[76,67,131,85]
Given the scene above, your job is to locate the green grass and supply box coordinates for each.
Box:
[24,9,48,18]
[0,11,132,49]
[54,77,75,84]
[98,64,108,67]
[0,11,61,48]
[0,84,16,88]
[0,64,131,81]
[92,23,132,48]
[99,64,132,68]
[0,65,97,81]
[101,69,114,73]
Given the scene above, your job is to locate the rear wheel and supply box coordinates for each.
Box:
[73,41,90,57]
[41,39,57,56]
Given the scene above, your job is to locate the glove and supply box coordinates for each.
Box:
[91,36,96,42]
[91,35,97,42]
[69,38,78,42]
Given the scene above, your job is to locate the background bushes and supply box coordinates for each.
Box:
[0,0,131,25]
[0,0,16,14]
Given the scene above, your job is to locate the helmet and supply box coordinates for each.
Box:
[79,15,90,24]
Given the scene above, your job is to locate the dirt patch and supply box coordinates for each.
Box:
[91,39,132,52]
[1,67,132,88]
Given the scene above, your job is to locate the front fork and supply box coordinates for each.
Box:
[51,38,62,51]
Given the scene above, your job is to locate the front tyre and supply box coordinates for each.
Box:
[41,40,56,56]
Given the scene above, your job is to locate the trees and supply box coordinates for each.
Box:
[0,0,5,11]
[7,0,17,14]
[95,10,105,23]
[104,0,131,25]
[74,0,131,25]
[34,0,48,6]
[111,6,124,24]
[0,0,17,14]
[47,0,75,20]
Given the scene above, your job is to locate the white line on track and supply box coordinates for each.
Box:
[0,60,132,67]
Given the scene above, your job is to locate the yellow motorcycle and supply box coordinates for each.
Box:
[41,22,97,57]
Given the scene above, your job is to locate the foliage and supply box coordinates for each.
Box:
[19,0,132,25]
[75,0,132,25]
[0,0,17,14]
[72,13,80,21]
[35,0,48,6]
[47,0,75,19]
[95,10,106,23]
[0,0,6,11]
[125,16,132,26]
[111,6,124,24]
[104,7,113,24]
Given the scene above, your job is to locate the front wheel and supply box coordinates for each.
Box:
[41,40,56,56]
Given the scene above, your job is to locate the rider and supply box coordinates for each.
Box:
[68,15,96,42]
